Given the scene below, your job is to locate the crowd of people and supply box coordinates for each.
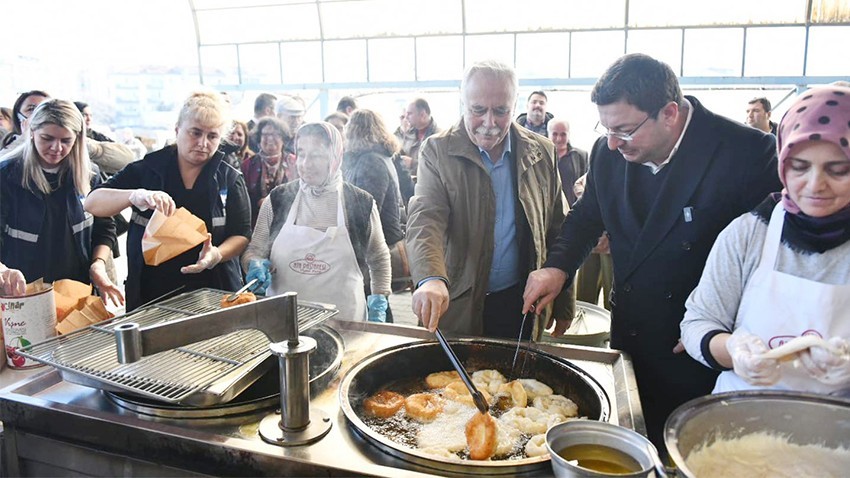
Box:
[1,54,848,458]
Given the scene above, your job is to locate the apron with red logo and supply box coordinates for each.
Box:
[267,187,366,321]
[714,203,850,394]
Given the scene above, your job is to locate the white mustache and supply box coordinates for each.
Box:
[474,126,501,137]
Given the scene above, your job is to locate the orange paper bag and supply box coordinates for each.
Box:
[53,279,93,321]
[142,207,208,266]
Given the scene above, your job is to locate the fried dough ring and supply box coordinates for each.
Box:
[363,390,405,418]
[425,370,461,389]
[465,412,498,460]
[405,392,443,422]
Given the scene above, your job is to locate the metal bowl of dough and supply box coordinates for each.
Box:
[665,391,850,477]
[339,339,611,475]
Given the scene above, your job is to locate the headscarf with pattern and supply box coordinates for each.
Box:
[294,121,344,197]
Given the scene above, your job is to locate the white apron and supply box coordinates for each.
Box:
[267,187,367,321]
[714,203,850,394]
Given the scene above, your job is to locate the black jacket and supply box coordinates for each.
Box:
[102,146,250,310]
[342,148,404,245]
[544,96,780,446]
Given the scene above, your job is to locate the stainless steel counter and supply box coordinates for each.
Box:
[0,319,644,477]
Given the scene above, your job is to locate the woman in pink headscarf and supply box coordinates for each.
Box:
[681,85,850,394]
[241,122,391,322]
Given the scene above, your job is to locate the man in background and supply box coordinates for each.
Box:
[400,98,441,175]
[517,91,553,136]
[746,97,777,135]
[248,93,277,151]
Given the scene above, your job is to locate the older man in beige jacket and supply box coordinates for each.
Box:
[406,60,571,339]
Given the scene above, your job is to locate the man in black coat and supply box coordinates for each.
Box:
[522,53,780,453]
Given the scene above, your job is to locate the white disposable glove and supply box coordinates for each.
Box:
[0,265,26,297]
[797,337,850,386]
[726,329,781,386]
[128,189,175,216]
[181,234,222,274]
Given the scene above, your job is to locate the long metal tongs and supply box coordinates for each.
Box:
[224,278,259,302]
[510,304,535,379]
[434,328,489,414]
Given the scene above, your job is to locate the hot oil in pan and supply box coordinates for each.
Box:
[358,376,542,461]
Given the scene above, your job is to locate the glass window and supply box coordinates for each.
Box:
[570,31,625,78]
[629,0,805,27]
[281,42,323,84]
[811,0,850,23]
[195,4,320,44]
[465,0,625,32]
[416,36,464,81]
[744,27,806,77]
[626,29,683,75]
[238,43,281,85]
[368,38,415,82]
[199,45,239,86]
[193,0,306,8]
[465,34,515,69]
[806,26,850,76]
[516,33,570,78]
[320,0,462,38]
[683,28,744,76]
[324,40,368,83]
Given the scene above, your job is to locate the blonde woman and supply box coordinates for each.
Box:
[85,91,251,311]
[0,99,122,304]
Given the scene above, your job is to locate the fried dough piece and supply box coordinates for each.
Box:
[405,393,443,422]
[465,412,498,460]
[426,370,461,389]
[363,391,405,418]
[220,292,257,308]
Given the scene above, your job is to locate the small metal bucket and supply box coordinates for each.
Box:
[547,420,663,477]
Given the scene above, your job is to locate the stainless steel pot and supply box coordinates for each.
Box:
[665,391,850,477]
[547,421,663,477]
[339,339,611,475]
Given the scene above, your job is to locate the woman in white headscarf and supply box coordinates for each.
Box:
[242,122,391,321]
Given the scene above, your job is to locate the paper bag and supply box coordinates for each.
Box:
[53,279,93,321]
[142,207,208,266]
[55,295,114,335]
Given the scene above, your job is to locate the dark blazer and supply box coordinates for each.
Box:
[545,96,780,446]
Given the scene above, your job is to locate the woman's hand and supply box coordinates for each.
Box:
[726,329,780,386]
[181,234,222,274]
[128,189,176,216]
[89,259,125,306]
[246,259,272,295]
[0,265,26,297]
[798,337,850,386]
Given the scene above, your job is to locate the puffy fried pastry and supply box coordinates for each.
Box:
[363,390,405,418]
[444,381,492,407]
[465,412,498,460]
[496,380,528,408]
[220,292,257,308]
[405,393,443,422]
[426,370,461,389]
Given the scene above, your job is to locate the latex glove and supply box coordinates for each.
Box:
[128,188,175,216]
[181,234,222,274]
[246,259,272,295]
[367,294,388,323]
[726,330,781,386]
[798,337,850,386]
[89,259,125,307]
[0,265,26,297]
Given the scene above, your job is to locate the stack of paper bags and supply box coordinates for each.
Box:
[54,279,114,335]
[142,207,208,266]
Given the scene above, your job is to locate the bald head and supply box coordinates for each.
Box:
[548,119,571,157]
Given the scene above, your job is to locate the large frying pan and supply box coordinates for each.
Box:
[339,339,611,475]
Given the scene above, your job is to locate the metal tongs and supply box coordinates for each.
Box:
[224,278,259,303]
[434,328,489,414]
